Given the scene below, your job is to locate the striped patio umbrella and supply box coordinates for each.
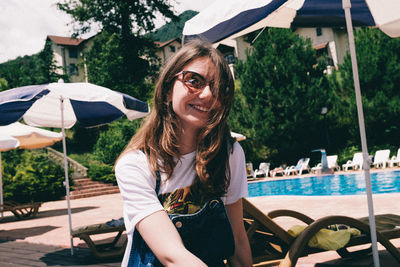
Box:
[0,82,149,254]
[183,1,400,266]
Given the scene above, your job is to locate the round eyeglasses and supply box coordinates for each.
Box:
[174,71,214,93]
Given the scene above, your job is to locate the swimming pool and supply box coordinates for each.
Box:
[247,170,400,197]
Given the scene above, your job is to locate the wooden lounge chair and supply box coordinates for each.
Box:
[0,200,42,219]
[242,198,400,267]
[71,218,127,259]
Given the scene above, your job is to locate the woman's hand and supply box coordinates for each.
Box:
[136,210,207,267]
[226,198,253,267]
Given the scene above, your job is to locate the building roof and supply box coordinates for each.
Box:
[47,35,86,46]
[155,38,181,48]
[313,42,328,50]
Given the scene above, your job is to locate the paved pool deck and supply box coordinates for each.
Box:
[1,167,399,266]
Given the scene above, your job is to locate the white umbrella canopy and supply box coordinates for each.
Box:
[231,131,246,141]
[183,1,400,265]
[0,122,62,149]
[0,134,19,152]
[0,123,62,216]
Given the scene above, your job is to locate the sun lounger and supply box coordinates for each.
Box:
[372,149,390,168]
[389,148,400,168]
[71,218,127,259]
[285,158,311,176]
[342,152,364,171]
[311,155,340,173]
[254,162,270,178]
[242,198,400,266]
[0,200,41,219]
[270,167,286,177]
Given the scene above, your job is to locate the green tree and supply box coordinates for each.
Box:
[0,78,8,92]
[57,0,177,96]
[339,28,400,148]
[150,10,198,42]
[0,39,65,89]
[233,28,335,166]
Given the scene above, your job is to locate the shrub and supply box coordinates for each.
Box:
[87,163,116,184]
[2,150,69,203]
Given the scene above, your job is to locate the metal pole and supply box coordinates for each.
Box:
[342,0,379,266]
[0,152,3,217]
[60,97,74,255]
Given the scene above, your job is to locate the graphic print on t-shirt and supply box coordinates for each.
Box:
[158,186,207,215]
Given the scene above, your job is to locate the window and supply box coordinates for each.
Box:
[225,54,236,64]
[169,45,176,52]
[316,27,323,36]
[69,47,78,58]
[69,64,79,75]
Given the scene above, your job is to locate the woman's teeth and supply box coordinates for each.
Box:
[191,105,209,112]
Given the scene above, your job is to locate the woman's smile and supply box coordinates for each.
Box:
[189,104,210,112]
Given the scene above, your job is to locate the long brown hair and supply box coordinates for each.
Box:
[119,40,235,197]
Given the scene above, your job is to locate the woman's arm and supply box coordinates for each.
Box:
[136,210,207,267]
[226,198,252,267]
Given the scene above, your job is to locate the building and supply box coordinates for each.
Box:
[46,35,182,82]
[218,27,349,73]
[154,38,182,66]
[46,35,89,83]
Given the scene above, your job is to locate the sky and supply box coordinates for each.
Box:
[0,0,214,64]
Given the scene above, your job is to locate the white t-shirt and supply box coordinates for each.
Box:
[115,141,248,266]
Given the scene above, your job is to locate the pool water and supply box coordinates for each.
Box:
[247,170,400,197]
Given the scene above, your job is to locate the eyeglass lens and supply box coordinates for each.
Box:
[181,71,207,91]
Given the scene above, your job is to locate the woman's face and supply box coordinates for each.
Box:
[170,57,219,132]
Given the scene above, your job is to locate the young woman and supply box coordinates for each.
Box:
[115,40,252,267]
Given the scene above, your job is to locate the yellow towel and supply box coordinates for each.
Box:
[288,225,361,251]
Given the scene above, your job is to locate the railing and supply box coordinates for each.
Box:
[46,147,88,179]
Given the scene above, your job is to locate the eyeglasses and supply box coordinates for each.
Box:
[174,71,213,93]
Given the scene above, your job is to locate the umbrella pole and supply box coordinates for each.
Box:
[343,0,379,266]
[60,97,74,256]
[0,152,3,217]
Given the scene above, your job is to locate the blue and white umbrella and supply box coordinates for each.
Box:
[183,0,400,43]
[184,1,400,266]
[0,82,149,254]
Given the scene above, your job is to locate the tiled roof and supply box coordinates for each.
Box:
[155,38,181,48]
[47,35,86,46]
[313,42,328,50]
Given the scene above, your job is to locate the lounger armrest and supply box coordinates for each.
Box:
[268,209,314,225]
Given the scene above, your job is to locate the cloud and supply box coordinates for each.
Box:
[0,0,73,63]
[0,0,211,64]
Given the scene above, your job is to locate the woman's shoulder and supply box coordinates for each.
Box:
[115,149,147,170]
[230,141,245,157]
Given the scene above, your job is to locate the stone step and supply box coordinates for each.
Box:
[67,177,120,200]
[72,183,116,190]
[70,185,119,195]
[73,178,96,185]
[69,188,120,200]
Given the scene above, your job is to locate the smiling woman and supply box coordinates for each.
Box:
[115,40,252,267]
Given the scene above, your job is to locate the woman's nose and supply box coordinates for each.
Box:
[198,84,213,100]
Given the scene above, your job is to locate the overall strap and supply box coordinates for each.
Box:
[155,170,161,195]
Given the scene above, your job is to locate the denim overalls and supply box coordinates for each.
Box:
[127,171,235,267]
